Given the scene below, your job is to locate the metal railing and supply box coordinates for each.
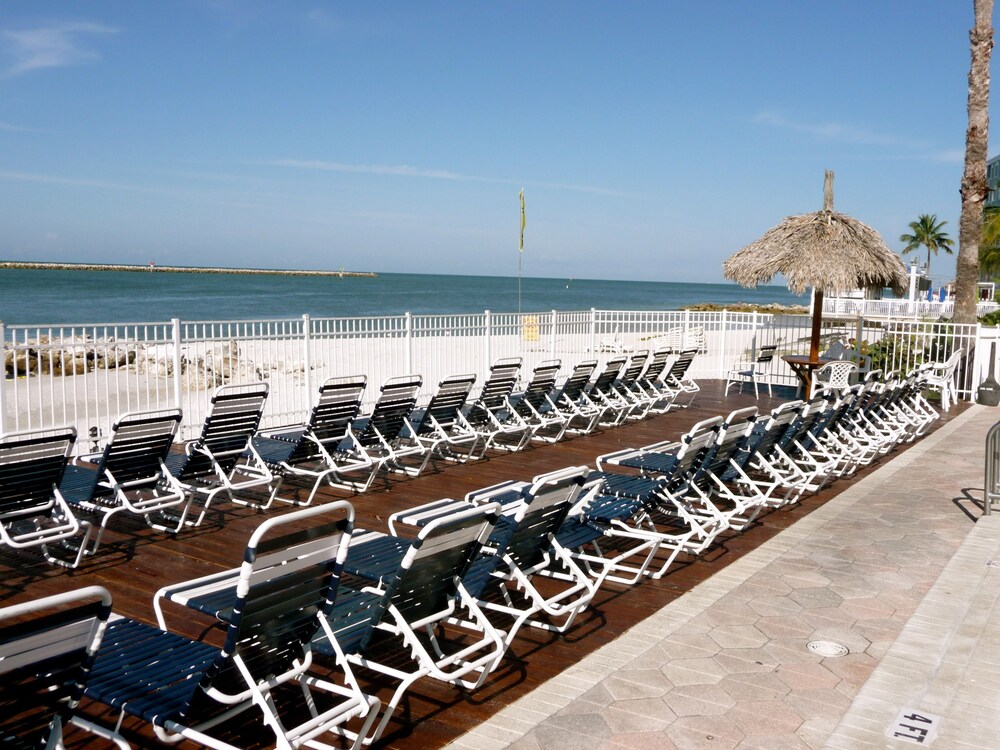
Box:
[0,309,987,448]
[985,418,1000,515]
[823,297,1000,319]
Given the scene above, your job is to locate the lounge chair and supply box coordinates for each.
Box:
[0,427,91,569]
[90,500,381,750]
[251,375,378,504]
[584,356,630,427]
[613,349,657,420]
[59,408,187,554]
[661,348,700,406]
[548,359,602,435]
[352,375,431,478]
[316,501,505,745]
[0,586,128,749]
[462,358,533,452]
[405,373,484,462]
[507,359,569,443]
[387,467,596,650]
[162,382,274,529]
[634,347,678,413]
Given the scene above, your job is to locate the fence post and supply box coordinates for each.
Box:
[719,310,728,379]
[404,312,413,373]
[551,309,558,359]
[302,314,313,404]
[171,318,183,411]
[590,308,597,355]
[484,310,492,369]
[0,320,6,434]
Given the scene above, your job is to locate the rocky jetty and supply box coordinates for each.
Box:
[5,335,309,389]
[0,261,376,278]
[682,302,808,314]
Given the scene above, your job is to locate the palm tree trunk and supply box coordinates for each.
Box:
[955,0,994,324]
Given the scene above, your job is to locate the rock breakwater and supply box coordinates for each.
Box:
[0,261,376,278]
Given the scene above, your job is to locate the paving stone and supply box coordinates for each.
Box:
[605,671,673,700]
[718,671,791,702]
[775,662,841,690]
[663,714,745,750]
[664,683,736,717]
[707,624,768,650]
[602,699,676,733]
[661,657,729,686]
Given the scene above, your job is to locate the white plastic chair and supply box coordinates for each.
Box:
[810,361,858,399]
[725,345,777,398]
[923,349,964,411]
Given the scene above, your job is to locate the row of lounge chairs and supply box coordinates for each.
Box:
[0,349,700,569]
[0,365,941,748]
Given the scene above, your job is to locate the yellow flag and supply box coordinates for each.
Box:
[519,188,525,252]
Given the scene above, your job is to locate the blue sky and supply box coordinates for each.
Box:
[0,1,989,285]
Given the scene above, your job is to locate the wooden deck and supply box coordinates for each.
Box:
[2,381,967,749]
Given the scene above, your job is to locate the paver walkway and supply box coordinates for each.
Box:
[446,405,995,750]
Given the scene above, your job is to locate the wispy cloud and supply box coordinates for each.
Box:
[0,120,42,133]
[270,158,466,180]
[2,21,119,78]
[268,158,633,197]
[753,111,930,150]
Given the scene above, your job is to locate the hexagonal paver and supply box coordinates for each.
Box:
[605,670,672,700]
[705,602,759,627]
[747,595,804,618]
[718,671,791,702]
[789,587,844,610]
[729,699,805,736]
[780,571,832,589]
[783,687,852,720]
[662,657,729,686]
[708,624,769,650]
[664,714,745,750]
[837,597,895,620]
[664,683,737,717]
[775,662,840,690]
[713,647,778,675]
[603,698,677,733]
[755,614,813,640]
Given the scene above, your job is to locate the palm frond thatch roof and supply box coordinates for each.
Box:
[723,209,909,296]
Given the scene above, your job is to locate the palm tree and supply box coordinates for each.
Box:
[954,0,994,324]
[900,214,955,276]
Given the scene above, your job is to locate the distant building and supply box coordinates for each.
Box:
[988,154,1000,207]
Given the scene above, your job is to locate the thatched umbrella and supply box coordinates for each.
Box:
[723,171,908,364]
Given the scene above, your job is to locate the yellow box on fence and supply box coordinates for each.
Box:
[523,315,539,342]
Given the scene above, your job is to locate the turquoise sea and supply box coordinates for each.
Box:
[0,269,804,326]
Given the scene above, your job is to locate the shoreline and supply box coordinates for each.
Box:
[0,261,377,278]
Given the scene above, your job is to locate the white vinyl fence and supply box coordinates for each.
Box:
[0,309,985,448]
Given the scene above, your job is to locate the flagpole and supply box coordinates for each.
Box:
[518,188,525,315]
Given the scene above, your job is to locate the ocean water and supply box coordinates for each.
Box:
[0,269,804,326]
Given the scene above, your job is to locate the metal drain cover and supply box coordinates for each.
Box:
[807,640,849,657]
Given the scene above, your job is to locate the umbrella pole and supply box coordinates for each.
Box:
[810,288,824,362]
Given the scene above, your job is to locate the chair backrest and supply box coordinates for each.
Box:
[199,380,269,451]
[502,466,586,570]
[642,348,672,382]
[692,408,756,488]
[477,358,522,411]
[620,350,650,385]
[0,586,112,746]
[519,360,562,411]
[0,427,76,519]
[667,349,697,380]
[558,360,598,401]
[197,501,355,699]
[90,409,182,494]
[590,356,627,395]
[943,348,964,376]
[756,345,778,364]
[309,376,367,443]
[415,374,477,435]
[376,503,500,639]
[356,375,422,447]
[818,361,858,389]
[667,416,724,488]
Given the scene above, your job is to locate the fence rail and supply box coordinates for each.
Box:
[823,297,1000,319]
[0,309,986,448]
